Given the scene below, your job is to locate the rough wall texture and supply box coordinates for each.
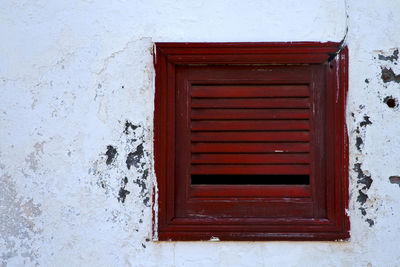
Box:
[1,0,400,266]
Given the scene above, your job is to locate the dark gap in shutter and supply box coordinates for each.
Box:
[191,174,309,185]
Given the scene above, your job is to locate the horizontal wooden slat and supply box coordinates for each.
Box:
[192,153,310,164]
[191,131,310,142]
[191,142,310,153]
[191,164,310,175]
[191,120,310,131]
[191,85,309,98]
[191,98,310,108]
[191,108,310,120]
[190,185,311,197]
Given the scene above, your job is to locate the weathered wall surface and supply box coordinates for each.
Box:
[1,0,400,266]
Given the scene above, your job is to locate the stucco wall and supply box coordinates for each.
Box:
[1,0,400,266]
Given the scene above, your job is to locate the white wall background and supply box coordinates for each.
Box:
[1,0,400,266]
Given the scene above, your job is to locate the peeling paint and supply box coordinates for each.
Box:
[353,163,373,190]
[357,190,368,206]
[126,144,144,170]
[359,116,372,127]
[117,177,130,203]
[105,145,118,165]
[0,173,42,266]
[124,120,139,135]
[381,67,400,83]
[355,136,363,151]
[389,176,400,187]
[378,49,398,62]
[365,218,375,227]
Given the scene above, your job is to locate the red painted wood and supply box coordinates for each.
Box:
[153,42,349,241]
[191,153,310,164]
[191,120,309,131]
[191,108,310,120]
[191,98,310,108]
[191,131,311,142]
[190,185,311,197]
[191,164,310,175]
[191,85,309,98]
[191,142,310,153]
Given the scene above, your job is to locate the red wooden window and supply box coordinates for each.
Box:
[154,42,349,241]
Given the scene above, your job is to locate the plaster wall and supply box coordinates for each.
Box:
[1,0,400,266]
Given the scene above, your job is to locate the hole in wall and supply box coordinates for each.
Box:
[384,96,397,108]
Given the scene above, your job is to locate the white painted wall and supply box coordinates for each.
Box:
[1,0,400,266]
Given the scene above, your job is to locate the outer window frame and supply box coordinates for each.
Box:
[153,42,349,241]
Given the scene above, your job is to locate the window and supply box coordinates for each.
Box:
[154,42,349,241]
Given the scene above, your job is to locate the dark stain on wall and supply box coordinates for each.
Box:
[126,144,144,170]
[357,190,368,205]
[365,218,375,227]
[381,67,400,83]
[105,145,118,165]
[378,49,399,62]
[355,137,363,151]
[359,116,372,127]
[118,177,130,203]
[124,120,139,135]
[359,207,366,216]
[389,176,400,187]
[133,169,150,207]
[354,163,373,190]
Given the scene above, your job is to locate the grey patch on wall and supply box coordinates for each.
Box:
[357,189,368,205]
[381,67,400,83]
[126,144,144,170]
[355,137,363,151]
[124,120,139,135]
[354,163,373,190]
[353,162,375,227]
[88,119,152,224]
[118,177,130,203]
[378,49,399,62]
[105,145,118,165]
[351,106,376,227]
[359,116,372,127]
[389,176,400,187]
[365,218,375,227]
[0,173,42,266]
[132,169,151,207]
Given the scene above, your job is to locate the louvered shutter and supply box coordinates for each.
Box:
[155,42,349,241]
[190,84,311,184]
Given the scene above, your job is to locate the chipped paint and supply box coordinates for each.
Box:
[389,176,400,187]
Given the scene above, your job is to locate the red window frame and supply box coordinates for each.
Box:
[154,42,349,241]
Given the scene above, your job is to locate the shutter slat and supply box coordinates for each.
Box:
[192,153,310,164]
[191,142,310,153]
[191,85,309,98]
[191,98,310,108]
[191,131,310,142]
[189,83,312,183]
[191,108,310,120]
[191,120,309,131]
[191,164,310,175]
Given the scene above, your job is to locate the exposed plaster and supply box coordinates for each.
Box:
[0,172,42,266]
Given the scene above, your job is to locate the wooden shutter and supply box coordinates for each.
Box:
[154,42,349,241]
[190,84,311,183]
